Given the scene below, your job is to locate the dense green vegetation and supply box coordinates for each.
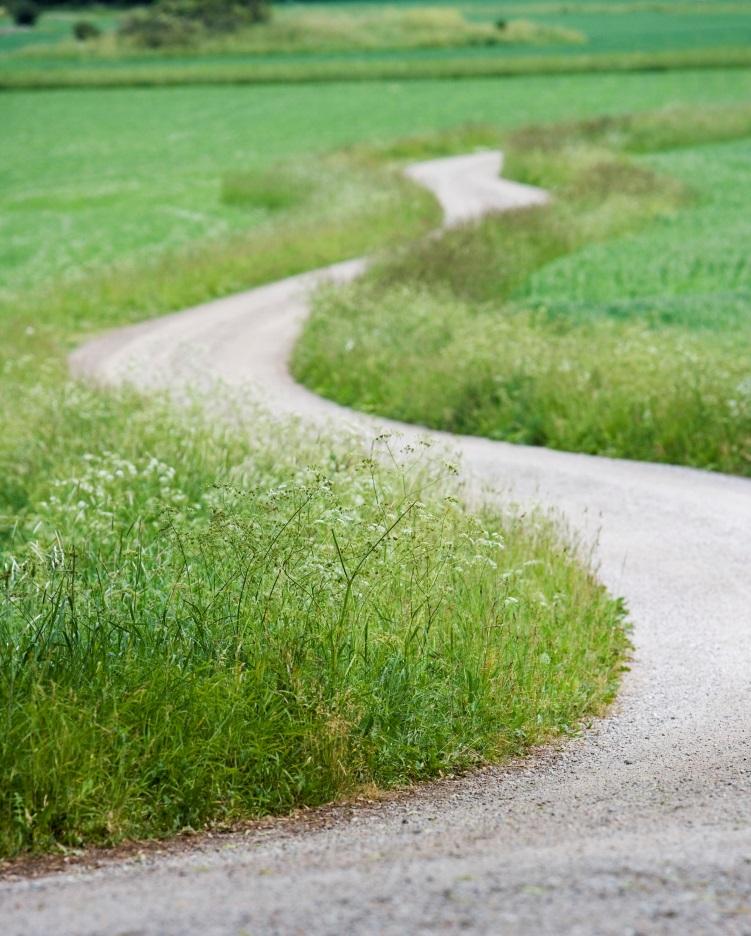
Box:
[294,104,751,474]
[0,382,627,855]
[2,0,751,87]
[118,0,271,49]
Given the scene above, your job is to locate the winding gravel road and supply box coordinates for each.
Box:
[4,152,751,935]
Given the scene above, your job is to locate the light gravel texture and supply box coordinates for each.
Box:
[3,153,750,935]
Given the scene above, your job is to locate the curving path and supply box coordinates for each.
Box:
[4,153,751,935]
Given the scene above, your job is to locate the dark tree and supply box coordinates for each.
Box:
[8,0,40,26]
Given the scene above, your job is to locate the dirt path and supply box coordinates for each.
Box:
[4,153,751,935]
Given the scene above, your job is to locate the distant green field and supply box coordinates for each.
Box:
[520,141,751,332]
[2,1,751,87]
[4,67,751,301]
[4,2,751,57]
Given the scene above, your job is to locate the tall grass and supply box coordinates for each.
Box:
[0,380,628,857]
[294,105,751,475]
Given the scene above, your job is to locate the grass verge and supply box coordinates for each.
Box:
[2,46,751,90]
[293,103,751,474]
[0,381,628,857]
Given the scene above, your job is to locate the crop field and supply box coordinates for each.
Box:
[2,1,751,86]
[1,0,750,864]
[4,69,751,300]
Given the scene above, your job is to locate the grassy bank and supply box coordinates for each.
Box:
[0,376,628,857]
[3,46,751,89]
[5,70,751,300]
[294,104,751,475]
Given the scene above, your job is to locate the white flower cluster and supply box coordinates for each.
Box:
[35,451,196,541]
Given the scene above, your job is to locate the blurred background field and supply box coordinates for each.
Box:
[2,1,751,85]
[4,69,751,303]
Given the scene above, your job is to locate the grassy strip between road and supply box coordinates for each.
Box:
[0,96,632,859]
[2,45,751,89]
[294,103,751,475]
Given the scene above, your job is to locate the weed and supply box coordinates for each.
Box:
[0,388,628,856]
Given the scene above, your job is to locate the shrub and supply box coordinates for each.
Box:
[119,9,201,48]
[9,0,39,27]
[221,165,310,211]
[73,20,102,42]
[119,0,271,47]
[180,0,270,29]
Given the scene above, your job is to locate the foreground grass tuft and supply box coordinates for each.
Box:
[0,384,627,857]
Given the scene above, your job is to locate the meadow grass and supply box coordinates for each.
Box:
[3,45,751,89]
[0,372,628,857]
[4,70,751,300]
[294,104,751,474]
[4,73,751,860]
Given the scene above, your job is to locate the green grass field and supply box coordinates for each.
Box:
[3,1,751,87]
[4,69,751,300]
[2,18,750,858]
